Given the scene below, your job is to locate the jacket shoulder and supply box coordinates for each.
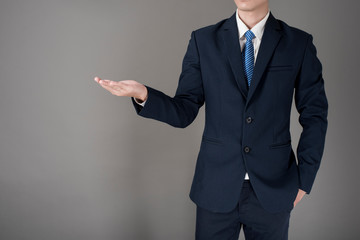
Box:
[277,18,312,41]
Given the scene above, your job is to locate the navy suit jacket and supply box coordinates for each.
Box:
[131,11,328,213]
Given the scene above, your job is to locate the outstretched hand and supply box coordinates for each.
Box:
[94,76,148,102]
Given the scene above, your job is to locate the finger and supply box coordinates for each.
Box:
[100,80,116,89]
[100,80,120,91]
[99,79,111,84]
[94,76,110,84]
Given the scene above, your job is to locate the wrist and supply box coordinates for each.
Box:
[134,85,148,102]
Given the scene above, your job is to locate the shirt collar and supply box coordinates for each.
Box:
[236,8,270,41]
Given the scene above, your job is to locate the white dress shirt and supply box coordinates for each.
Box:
[237,9,270,179]
[133,9,271,180]
[237,8,270,63]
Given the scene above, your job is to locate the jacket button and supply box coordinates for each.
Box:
[244,146,250,153]
[246,116,252,123]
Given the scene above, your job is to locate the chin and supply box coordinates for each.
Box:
[237,3,255,11]
[238,6,255,12]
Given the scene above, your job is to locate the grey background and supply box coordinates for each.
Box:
[0,0,359,239]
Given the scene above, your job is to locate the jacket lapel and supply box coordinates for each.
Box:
[220,11,283,106]
[221,12,248,100]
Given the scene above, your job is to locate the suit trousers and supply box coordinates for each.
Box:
[195,180,292,240]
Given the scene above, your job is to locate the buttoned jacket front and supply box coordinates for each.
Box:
[131,11,328,213]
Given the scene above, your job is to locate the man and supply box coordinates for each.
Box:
[94,0,328,239]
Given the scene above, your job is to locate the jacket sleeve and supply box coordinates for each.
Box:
[132,97,146,107]
[130,30,205,128]
[294,34,329,194]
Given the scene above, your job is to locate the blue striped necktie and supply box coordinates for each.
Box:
[242,30,255,87]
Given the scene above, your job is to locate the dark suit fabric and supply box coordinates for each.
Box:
[195,180,291,240]
[131,11,328,214]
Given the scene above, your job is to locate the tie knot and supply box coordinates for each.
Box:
[245,30,255,41]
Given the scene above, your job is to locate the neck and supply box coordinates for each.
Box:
[237,7,269,29]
